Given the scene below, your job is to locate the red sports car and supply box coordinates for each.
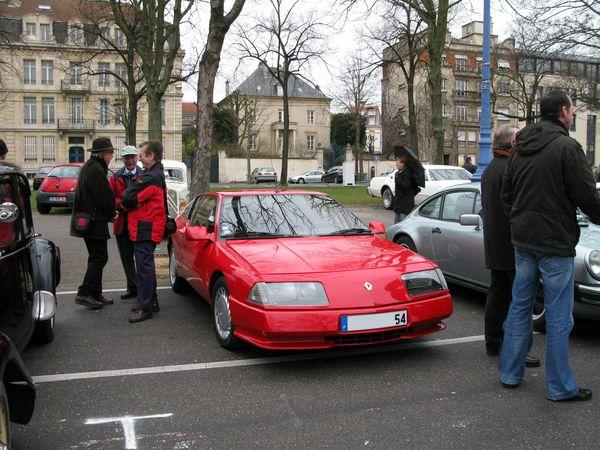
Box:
[168,191,452,350]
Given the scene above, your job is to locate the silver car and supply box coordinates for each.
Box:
[288,170,325,184]
[250,167,277,183]
[385,183,600,328]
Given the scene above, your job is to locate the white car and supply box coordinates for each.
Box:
[288,170,325,184]
[367,164,472,209]
[162,159,189,217]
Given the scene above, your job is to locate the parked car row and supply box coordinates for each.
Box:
[0,161,61,445]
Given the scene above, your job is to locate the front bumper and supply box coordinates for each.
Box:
[36,191,76,207]
[574,283,600,321]
[230,293,452,350]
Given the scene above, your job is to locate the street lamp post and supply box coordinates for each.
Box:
[471,0,492,182]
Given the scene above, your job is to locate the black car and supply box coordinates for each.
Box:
[0,162,61,444]
[321,166,343,184]
[32,166,53,191]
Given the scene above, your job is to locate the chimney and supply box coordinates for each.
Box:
[225,80,230,97]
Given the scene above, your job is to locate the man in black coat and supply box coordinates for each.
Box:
[462,155,478,174]
[393,147,419,223]
[71,137,116,309]
[481,124,540,367]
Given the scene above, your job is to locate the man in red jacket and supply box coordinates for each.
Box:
[122,140,167,323]
[109,145,142,300]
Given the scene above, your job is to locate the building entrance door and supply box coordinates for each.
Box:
[69,147,84,163]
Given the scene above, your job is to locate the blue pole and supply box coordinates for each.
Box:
[471,0,492,182]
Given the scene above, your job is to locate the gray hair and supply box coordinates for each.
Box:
[493,124,519,150]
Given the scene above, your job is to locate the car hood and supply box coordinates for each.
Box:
[577,225,600,252]
[226,235,431,275]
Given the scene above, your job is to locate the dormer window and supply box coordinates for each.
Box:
[256,85,262,92]
[275,84,283,96]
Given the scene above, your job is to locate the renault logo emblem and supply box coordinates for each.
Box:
[364,282,373,291]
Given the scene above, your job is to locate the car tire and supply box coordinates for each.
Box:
[33,316,55,344]
[382,187,394,210]
[533,280,546,332]
[0,382,11,449]
[37,204,51,214]
[169,244,189,294]
[298,178,305,184]
[212,277,241,350]
[394,235,417,252]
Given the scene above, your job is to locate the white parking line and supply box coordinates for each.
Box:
[56,286,172,295]
[33,334,485,384]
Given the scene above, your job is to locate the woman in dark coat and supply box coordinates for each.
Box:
[393,154,419,223]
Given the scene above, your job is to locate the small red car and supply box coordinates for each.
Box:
[169,191,452,350]
[35,163,83,214]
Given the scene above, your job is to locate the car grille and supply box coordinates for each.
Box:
[325,327,415,345]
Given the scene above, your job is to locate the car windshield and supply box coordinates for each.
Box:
[219,194,370,239]
[428,168,471,181]
[577,188,600,226]
[164,168,185,183]
[35,167,52,176]
[48,166,80,178]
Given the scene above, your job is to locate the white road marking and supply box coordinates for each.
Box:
[56,286,171,295]
[33,334,484,384]
[85,414,173,449]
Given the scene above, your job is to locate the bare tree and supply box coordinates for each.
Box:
[190,0,246,196]
[334,52,376,176]
[235,0,330,185]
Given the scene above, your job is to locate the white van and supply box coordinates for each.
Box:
[162,159,189,217]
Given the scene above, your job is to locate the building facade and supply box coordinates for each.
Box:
[363,105,382,154]
[382,21,600,166]
[0,0,183,175]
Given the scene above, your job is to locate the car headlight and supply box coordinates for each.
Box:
[248,282,329,306]
[401,269,448,297]
[585,250,600,280]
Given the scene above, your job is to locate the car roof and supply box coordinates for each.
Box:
[424,165,470,170]
[211,190,326,198]
[162,159,187,170]
[51,163,84,168]
[0,161,24,175]
[435,181,480,194]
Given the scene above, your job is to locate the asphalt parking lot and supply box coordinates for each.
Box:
[11,205,600,449]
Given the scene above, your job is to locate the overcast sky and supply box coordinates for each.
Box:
[179,0,511,107]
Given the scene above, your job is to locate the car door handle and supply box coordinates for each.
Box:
[431,227,442,234]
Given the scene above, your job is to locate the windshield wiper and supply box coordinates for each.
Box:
[225,231,297,240]
[324,228,372,236]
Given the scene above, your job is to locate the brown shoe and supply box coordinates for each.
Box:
[96,294,114,305]
[75,295,103,310]
[129,309,152,323]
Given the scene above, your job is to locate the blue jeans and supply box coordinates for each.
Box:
[499,248,579,400]
[133,241,157,312]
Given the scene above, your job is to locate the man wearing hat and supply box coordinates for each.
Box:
[71,137,116,309]
[109,145,143,300]
[0,138,8,160]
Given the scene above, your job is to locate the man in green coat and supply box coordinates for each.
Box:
[71,137,116,309]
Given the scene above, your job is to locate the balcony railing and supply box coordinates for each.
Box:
[452,90,481,98]
[452,115,480,124]
[58,118,95,132]
[453,65,479,73]
[61,79,91,93]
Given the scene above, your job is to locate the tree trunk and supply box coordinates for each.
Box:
[407,74,418,157]
[126,91,138,145]
[146,91,162,141]
[427,40,445,164]
[281,78,290,186]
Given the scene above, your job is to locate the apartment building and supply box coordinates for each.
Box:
[0,0,183,175]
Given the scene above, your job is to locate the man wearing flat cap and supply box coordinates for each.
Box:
[71,137,116,309]
[109,145,143,301]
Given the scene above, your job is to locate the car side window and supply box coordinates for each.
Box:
[441,191,476,221]
[419,195,442,219]
[474,193,482,216]
[190,195,217,228]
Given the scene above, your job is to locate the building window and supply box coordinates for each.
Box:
[24,59,36,84]
[497,59,510,69]
[278,109,284,122]
[497,82,510,95]
[248,133,257,151]
[455,105,468,122]
[307,110,314,124]
[497,108,510,122]
[115,104,124,124]
[587,115,596,164]
[571,114,577,132]
[455,79,468,94]
[114,28,125,46]
[70,25,83,44]
[41,60,53,85]
[161,100,166,125]
[100,27,110,42]
[42,136,55,162]
[275,84,283,96]
[40,24,51,41]
[442,78,447,91]
[69,98,83,124]
[477,107,482,121]
[468,131,477,143]
[115,63,126,90]
[98,62,110,86]
[70,63,83,85]
[306,135,315,151]
[115,136,126,161]
[98,99,110,125]
[42,97,54,124]
[457,131,466,147]
[476,58,483,72]
[455,56,468,71]
[24,97,36,124]
[442,104,448,117]
[26,23,36,38]
[24,136,37,162]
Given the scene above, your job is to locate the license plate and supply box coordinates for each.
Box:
[340,310,408,332]
[49,196,67,202]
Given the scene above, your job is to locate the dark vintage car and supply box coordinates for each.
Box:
[321,166,343,184]
[31,166,53,191]
[0,162,61,444]
[35,163,82,214]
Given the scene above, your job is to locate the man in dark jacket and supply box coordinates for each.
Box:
[481,125,540,368]
[462,155,478,174]
[109,145,143,300]
[393,147,419,223]
[71,137,116,309]
[499,90,600,402]
[122,140,167,323]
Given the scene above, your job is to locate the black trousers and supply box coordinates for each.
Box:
[133,241,157,312]
[78,238,108,298]
[116,230,137,293]
[484,269,515,351]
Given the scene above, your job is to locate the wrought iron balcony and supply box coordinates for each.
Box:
[57,118,95,132]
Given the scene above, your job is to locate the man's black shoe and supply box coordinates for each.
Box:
[486,347,500,357]
[152,299,160,313]
[129,309,152,323]
[525,356,541,367]
[120,290,137,300]
[96,294,114,305]
[549,388,592,402]
[502,382,519,389]
[75,295,103,310]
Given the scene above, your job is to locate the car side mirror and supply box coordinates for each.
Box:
[0,202,19,223]
[459,214,482,229]
[185,226,213,241]
[368,221,386,234]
